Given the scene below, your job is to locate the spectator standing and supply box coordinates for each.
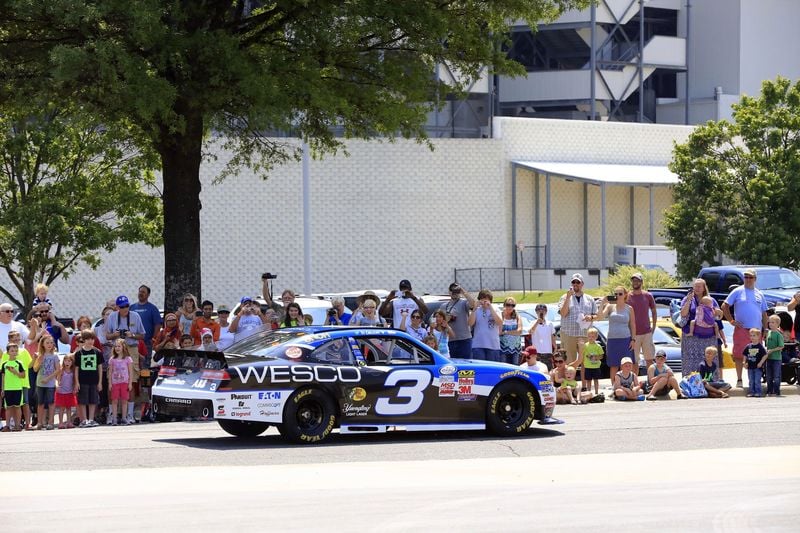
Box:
[33,336,59,430]
[107,339,133,425]
[380,280,428,328]
[528,304,557,370]
[0,302,29,350]
[557,274,598,367]
[70,317,103,352]
[54,354,78,428]
[1,331,33,428]
[645,350,686,400]
[499,297,523,364]
[75,330,103,427]
[764,314,784,396]
[582,327,604,395]
[216,305,235,351]
[468,289,501,361]
[699,346,731,398]
[281,302,306,327]
[742,327,768,398]
[400,310,427,341]
[129,284,162,357]
[599,286,637,384]
[175,294,198,335]
[444,283,476,358]
[1,343,26,431]
[31,302,69,346]
[429,309,454,357]
[628,272,657,370]
[228,297,268,335]
[104,296,146,358]
[679,279,722,381]
[722,269,768,388]
[190,300,220,345]
[94,306,114,362]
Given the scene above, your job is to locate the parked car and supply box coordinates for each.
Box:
[230,296,350,327]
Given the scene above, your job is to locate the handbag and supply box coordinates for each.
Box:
[679,372,708,398]
[671,299,688,328]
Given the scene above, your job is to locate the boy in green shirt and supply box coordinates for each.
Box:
[1,343,26,431]
[765,315,784,396]
[582,327,604,395]
[1,331,32,428]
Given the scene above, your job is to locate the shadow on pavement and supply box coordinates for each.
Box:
[154,427,564,450]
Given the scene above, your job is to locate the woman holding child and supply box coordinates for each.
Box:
[679,279,722,375]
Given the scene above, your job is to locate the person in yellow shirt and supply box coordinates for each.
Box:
[1,330,33,428]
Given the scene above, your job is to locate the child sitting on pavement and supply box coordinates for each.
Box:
[699,346,731,398]
[613,357,643,401]
[557,365,579,404]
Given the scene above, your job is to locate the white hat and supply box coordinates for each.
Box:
[571,273,584,283]
[621,357,633,365]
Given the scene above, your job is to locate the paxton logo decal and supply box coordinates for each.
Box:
[232,365,362,384]
[230,393,253,400]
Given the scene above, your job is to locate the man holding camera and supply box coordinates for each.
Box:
[103,296,146,355]
[444,283,476,358]
[261,273,296,323]
[528,303,557,370]
[228,296,269,334]
[325,297,351,325]
[380,279,428,328]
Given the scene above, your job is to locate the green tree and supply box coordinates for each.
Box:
[0,0,587,309]
[664,76,800,280]
[0,103,162,313]
[602,265,677,293]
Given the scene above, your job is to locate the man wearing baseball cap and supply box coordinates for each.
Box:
[228,296,268,335]
[628,272,658,370]
[558,273,599,367]
[722,268,768,388]
[528,303,557,370]
[444,282,476,358]
[520,346,548,373]
[104,295,146,355]
[380,279,428,328]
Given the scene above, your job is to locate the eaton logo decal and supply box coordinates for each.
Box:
[258,391,282,400]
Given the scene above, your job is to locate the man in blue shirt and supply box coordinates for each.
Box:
[722,269,768,388]
[129,285,162,361]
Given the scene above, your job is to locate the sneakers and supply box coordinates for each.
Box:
[107,417,114,426]
[736,380,744,388]
[87,420,99,427]
[124,417,133,425]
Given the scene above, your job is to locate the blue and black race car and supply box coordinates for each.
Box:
[151,326,557,444]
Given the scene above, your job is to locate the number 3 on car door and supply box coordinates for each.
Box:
[375,369,432,416]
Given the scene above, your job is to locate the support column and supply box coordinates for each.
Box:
[535,173,541,268]
[545,173,552,269]
[583,183,589,268]
[601,183,607,269]
[649,185,655,245]
[511,163,518,268]
[630,186,635,244]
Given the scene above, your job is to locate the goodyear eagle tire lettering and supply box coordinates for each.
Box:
[485,381,536,437]
[282,388,337,444]
[217,419,270,438]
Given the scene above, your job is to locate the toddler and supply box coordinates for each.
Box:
[764,315,784,396]
[422,335,438,351]
[742,328,768,398]
[582,328,603,394]
[32,282,53,309]
[688,296,720,339]
[558,365,579,405]
[55,354,78,429]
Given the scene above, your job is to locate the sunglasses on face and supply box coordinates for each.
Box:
[411,315,421,319]
[615,292,624,296]
[744,275,755,279]
[554,360,564,364]
[656,356,666,359]
[504,303,515,307]
[364,306,376,310]
[571,281,581,285]
[1,310,13,314]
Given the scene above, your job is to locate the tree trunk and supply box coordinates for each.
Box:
[158,105,204,313]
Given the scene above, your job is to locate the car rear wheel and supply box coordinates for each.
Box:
[486,381,536,437]
[217,419,269,438]
[281,388,337,444]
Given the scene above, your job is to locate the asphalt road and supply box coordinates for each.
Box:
[1,393,798,532]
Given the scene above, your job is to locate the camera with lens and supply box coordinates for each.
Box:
[117,329,129,338]
[327,308,337,317]
[261,272,277,280]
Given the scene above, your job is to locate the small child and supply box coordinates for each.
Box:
[699,346,731,398]
[764,315,784,396]
[613,357,643,401]
[32,282,53,309]
[422,334,438,351]
[1,343,27,431]
[688,296,721,339]
[34,335,60,430]
[199,329,218,352]
[75,329,104,427]
[54,354,78,429]
[742,327,768,397]
[180,334,195,349]
[558,365,579,405]
[108,339,133,425]
[582,328,604,394]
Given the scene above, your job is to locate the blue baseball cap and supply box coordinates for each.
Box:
[240,296,253,304]
[116,295,129,307]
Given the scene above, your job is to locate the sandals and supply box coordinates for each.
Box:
[721,392,730,398]
[676,394,688,400]
[645,395,657,401]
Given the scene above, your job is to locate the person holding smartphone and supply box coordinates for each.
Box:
[444,283,476,358]
[380,279,428,328]
[598,286,637,383]
[528,303,557,370]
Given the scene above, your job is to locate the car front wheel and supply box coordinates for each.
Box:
[486,381,536,437]
[281,388,337,444]
[217,419,269,438]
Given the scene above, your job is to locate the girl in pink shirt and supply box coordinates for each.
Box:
[108,339,133,426]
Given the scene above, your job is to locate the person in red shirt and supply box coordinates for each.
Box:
[190,300,220,345]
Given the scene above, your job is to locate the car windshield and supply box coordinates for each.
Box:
[757,270,800,290]
[226,328,315,358]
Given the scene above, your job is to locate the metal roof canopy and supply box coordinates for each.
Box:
[510,161,676,270]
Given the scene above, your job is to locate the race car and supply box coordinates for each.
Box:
[151,326,556,444]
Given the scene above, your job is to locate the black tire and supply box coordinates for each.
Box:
[281,388,337,444]
[217,418,269,438]
[486,381,537,437]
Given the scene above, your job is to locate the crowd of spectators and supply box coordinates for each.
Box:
[0,269,794,430]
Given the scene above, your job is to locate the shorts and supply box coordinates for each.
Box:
[77,384,100,405]
[633,332,655,360]
[561,334,585,364]
[36,386,55,407]
[55,392,78,408]
[3,389,23,408]
[732,327,750,361]
[583,367,601,380]
[110,382,130,402]
[606,337,633,367]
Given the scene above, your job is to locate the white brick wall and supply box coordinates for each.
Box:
[0,118,693,318]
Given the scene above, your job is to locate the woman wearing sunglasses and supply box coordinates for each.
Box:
[499,298,522,365]
[399,310,427,341]
[598,286,637,384]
